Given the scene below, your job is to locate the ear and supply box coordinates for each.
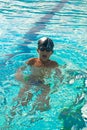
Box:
[52,50,53,53]
[50,50,53,54]
[37,49,39,53]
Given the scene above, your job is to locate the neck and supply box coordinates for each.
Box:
[38,58,50,64]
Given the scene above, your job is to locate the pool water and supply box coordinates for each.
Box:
[0,0,87,129]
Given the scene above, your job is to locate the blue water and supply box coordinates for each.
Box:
[0,0,87,129]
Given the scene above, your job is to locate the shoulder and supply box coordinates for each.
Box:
[50,60,58,68]
[26,58,37,66]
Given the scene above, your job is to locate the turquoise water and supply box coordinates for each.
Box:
[0,0,87,129]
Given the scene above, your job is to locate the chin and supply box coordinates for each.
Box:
[41,58,48,62]
[43,59,48,61]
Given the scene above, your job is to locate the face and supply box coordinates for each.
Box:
[37,48,53,61]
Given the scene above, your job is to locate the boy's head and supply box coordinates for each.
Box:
[38,37,54,52]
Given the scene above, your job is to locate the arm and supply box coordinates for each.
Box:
[53,61,63,83]
[15,58,35,82]
[50,66,63,94]
[55,67,63,83]
[15,65,27,82]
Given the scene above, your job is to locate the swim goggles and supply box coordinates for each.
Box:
[39,46,53,52]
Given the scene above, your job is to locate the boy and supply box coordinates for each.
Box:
[15,37,61,112]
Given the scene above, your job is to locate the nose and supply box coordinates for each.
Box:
[43,50,49,54]
[43,50,47,52]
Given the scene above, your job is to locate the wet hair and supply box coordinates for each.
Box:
[38,37,54,51]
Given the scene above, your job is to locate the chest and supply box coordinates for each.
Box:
[31,66,52,76]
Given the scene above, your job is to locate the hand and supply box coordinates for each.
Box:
[15,68,23,81]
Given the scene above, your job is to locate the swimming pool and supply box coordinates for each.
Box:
[0,0,87,129]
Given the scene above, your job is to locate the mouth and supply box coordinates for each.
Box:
[42,54,47,59]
